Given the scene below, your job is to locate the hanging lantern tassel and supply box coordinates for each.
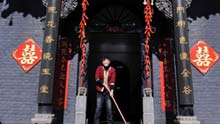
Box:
[144,0,154,88]
[79,0,89,87]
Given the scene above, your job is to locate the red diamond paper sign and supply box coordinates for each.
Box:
[11,38,42,73]
[190,39,219,75]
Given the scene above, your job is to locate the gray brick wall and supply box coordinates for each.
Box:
[152,55,166,124]
[188,14,220,124]
[0,10,78,124]
[63,54,78,124]
[0,12,43,124]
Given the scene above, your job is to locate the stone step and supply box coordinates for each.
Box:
[177,121,200,124]
[31,114,55,124]
[176,116,198,120]
[175,116,200,124]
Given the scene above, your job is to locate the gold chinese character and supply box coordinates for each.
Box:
[61,42,68,48]
[165,74,168,80]
[164,58,168,65]
[180,52,189,60]
[18,44,38,64]
[179,36,188,44]
[176,6,185,13]
[47,21,56,28]
[61,48,68,55]
[61,56,67,63]
[59,88,64,94]
[166,101,171,107]
[57,98,64,105]
[177,21,186,27]
[40,85,49,93]
[45,35,54,43]
[182,85,192,95]
[59,81,65,88]
[59,73,66,80]
[165,84,172,90]
[60,64,66,71]
[48,7,57,13]
[43,52,53,60]
[164,66,168,73]
[41,68,51,75]
[192,46,213,66]
[181,68,191,77]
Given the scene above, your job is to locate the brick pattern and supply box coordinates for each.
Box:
[63,55,78,124]
[152,55,166,124]
[0,11,79,124]
[0,12,43,124]
[188,14,220,124]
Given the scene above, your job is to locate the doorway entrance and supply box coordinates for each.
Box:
[86,32,142,124]
[110,61,130,122]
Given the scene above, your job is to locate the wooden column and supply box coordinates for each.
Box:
[172,0,194,116]
[38,0,61,114]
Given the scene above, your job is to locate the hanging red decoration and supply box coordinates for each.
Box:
[144,0,154,88]
[78,0,89,87]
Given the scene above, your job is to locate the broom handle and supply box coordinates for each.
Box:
[105,86,128,124]
[110,94,127,124]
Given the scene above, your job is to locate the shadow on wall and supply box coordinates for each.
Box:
[1,0,46,19]
[187,0,220,20]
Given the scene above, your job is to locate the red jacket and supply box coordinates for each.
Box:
[95,65,116,92]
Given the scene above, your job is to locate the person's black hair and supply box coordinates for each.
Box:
[101,56,110,62]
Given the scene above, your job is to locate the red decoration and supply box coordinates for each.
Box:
[54,38,71,110]
[144,0,154,88]
[78,0,89,87]
[160,61,165,111]
[159,39,175,112]
[190,39,219,75]
[11,38,42,73]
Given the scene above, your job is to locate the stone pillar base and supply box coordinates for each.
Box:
[31,114,55,124]
[174,116,200,124]
[143,96,154,124]
[75,95,87,124]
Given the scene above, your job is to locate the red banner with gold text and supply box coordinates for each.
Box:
[53,38,71,110]
[159,39,175,112]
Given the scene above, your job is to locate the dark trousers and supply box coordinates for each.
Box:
[94,92,113,124]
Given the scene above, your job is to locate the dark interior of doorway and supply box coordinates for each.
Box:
[86,33,142,124]
[110,61,130,122]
